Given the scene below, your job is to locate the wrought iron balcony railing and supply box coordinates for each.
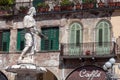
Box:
[61,42,116,58]
[13,1,120,15]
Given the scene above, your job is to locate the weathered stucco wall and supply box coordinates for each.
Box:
[0,10,120,80]
[111,10,120,39]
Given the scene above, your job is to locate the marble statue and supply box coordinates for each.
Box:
[18,7,47,61]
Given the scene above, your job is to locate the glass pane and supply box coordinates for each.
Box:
[76,30,80,44]
[104,23,109,42]
[99,28,103,46]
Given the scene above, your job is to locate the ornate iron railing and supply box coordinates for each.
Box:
[13,0,120,15]
[61,42,116,57]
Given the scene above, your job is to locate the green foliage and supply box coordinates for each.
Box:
[0,0,14,5]
[37,2,49,8]
[83,0,96,3]
[19,6,28,10]
[60,0,74,6]
[0,6,12,11]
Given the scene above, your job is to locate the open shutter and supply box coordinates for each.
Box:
[0,32,2,51]
[2,30,10,52]
[96,21,111,55]
[41,29,50,50]
[41,27,59,51]
[104,22,110,42]
[51,27,59,50]
[17,29,25,51]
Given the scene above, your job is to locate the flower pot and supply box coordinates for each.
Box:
[67,6,73,11]
[75,3,81,10]
[116,2,120,7]
[108,2,116,7]
[88,3,94,9]
[37,7,49,12]
[19,9,28,14]
[85,50,91,55]
[54,5,61,11]
[98,2,104,8]
[82,3,88,9]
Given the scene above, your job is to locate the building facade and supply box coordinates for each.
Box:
[0,0,120,80]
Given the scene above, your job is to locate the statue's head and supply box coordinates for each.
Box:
[27,7,36,16]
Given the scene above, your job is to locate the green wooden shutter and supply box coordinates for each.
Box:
[69,23,82,55]
[96,21,111,55]
[2,30,10,52]
[52,27,59,50]
[41,27,59,51]
[104,22,110,42]
[70,23,82,44]
[0,32,2,51]
[70,24,75,43]
[17,29,25,51]
[33,0,44,7]
[98,28,103,46]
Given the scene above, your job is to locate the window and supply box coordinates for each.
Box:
[70,22,82,44]
[41,27,59,51]
[96,20,111,54]
[0,30,10,52]
[96,21,110,45]
[69,22,83,55]
[17,29,25,51]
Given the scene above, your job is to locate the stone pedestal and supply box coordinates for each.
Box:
[5,63,47,80]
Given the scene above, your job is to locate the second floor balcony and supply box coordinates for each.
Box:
[61,42,117,59]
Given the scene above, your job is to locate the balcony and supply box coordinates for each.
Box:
[60,42,116,59]
[13,1,120,16]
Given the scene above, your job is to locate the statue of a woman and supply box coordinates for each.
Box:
[18,7,47,61]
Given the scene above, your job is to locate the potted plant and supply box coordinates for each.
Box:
[60,0,74,11]
[0,0,14,6]
[0,6,12,15]
[54,5,61,11]
[0,0,14,15]
[19,6,29,14]
[75,3,81,10]
[53,0,61,11]
[37,2,49,12]
[82,0,94,9]
[98,0,105,8]
[108,1,116,8]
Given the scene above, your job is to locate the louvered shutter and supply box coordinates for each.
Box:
[17,29,25,51]
[2,30,10,52]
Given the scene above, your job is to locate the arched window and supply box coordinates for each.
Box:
[96,20,111,54]
[69,22,83,55]
[96,21,111,44]
[70,22,82,44]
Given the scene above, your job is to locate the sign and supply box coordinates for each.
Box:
[66,65,106,80]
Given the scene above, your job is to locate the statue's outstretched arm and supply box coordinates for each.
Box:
[34,26,48,39]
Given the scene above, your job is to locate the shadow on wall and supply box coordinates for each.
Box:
[0,71,8,80]
[14,70,58,80]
